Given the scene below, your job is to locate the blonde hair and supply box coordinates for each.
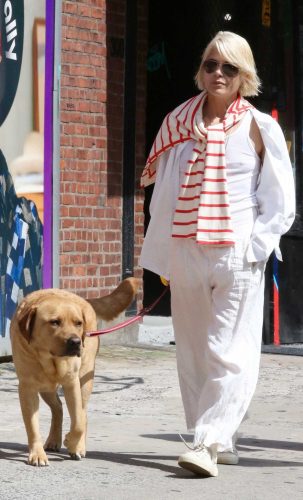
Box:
[195,31,261,97]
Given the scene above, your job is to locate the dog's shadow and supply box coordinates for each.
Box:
[0,441,186,476]
[0,441,68,465]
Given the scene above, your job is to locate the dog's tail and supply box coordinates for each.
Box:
[86,277,140,321]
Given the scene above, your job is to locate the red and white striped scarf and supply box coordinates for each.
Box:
[141,91,253,245]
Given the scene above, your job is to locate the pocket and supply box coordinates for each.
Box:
[229,239,252,272]
[230,249,266,288]
[250,260,267,285]
[251,260,267,272]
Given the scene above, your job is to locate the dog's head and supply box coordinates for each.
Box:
[17,295,93,357]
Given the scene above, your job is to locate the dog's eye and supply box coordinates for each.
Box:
[75,321,83,327]
[50,319,61,327]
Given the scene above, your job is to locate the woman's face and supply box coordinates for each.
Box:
[202,47,241,101]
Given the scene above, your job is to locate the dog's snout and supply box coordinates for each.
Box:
[66,336,82,356]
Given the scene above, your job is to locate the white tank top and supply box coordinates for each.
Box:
[225,111,261,209]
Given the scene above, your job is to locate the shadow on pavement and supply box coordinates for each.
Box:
[0,441,67,464]
[92,374,144,394]
[237,437,303,452]
[1,439,302,472]
[86,450,203,479]
[85,448,303,474]
[141,433,303,451]
[238,456,303,467]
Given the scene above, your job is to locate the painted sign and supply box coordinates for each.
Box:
[0,0,24,125]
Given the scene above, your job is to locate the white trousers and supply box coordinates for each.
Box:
[170,238,266,452]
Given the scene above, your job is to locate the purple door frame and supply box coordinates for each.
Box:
[43,0,55,288]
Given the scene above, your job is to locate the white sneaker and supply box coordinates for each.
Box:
[178,445,218,477]
[217,449,239,465]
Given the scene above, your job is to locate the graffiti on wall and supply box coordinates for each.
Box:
[147,41,171,79]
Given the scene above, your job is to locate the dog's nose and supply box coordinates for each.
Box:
[66,337,81,355]
[67,337,81,347]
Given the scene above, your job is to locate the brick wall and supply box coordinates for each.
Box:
[59,0,147,300]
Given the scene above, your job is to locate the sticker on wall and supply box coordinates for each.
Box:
[0,0,24,126]
[262,0,271,28]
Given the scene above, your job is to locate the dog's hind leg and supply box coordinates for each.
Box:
[40,391,63,452]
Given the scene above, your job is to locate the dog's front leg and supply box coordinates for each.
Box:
[18,383,49,466]
[62,378,86,460]
[40,391,63,452]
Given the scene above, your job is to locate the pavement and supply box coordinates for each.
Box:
[0,344,302,500]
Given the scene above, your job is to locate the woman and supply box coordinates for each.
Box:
[139,31,295,477]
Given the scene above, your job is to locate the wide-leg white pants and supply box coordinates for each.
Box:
[170,238,265,452]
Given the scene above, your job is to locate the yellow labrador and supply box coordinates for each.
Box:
[10,278,139,466]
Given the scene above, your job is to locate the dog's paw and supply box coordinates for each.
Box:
[69,452,82,460]
[44,434,62,452]
[64,432,86,459]
[44,440,61,452]
[28,448,49,466]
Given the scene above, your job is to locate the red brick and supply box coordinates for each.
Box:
[59,0,147,300]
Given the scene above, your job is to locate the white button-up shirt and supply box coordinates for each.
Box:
[139,109,296,280]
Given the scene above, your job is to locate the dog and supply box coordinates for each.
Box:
[10,277,139,466]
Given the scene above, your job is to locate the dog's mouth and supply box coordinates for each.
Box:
[65,338,82,357]
[51,349,81,358]
[64,350,81,357]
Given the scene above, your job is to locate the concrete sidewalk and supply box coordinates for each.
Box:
[0,345,302,500]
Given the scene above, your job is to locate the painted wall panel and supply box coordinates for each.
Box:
[0,0,46,356]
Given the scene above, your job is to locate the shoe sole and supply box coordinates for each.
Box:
[178,457,218,477]
[217,454,239,465]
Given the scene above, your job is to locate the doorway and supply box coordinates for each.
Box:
[143,0,300,344]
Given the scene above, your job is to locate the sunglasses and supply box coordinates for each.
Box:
[202,59,239,78]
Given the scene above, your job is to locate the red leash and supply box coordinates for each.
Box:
[85,286,169,337]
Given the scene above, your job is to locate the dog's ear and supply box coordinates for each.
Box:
[81,307,93,347]
[81,316,86,347]
[18,305,37,343]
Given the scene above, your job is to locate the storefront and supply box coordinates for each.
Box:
[0,0,146,358]
[1,0,303,357]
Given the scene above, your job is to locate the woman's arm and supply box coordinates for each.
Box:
[245,115,296,263]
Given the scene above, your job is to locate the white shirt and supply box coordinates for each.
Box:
[139,109,296,279]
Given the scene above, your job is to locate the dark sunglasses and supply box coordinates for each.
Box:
[202,59,239,78]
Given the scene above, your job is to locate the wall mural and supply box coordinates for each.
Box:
[0,0,24,125]
[0,0,43,348]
